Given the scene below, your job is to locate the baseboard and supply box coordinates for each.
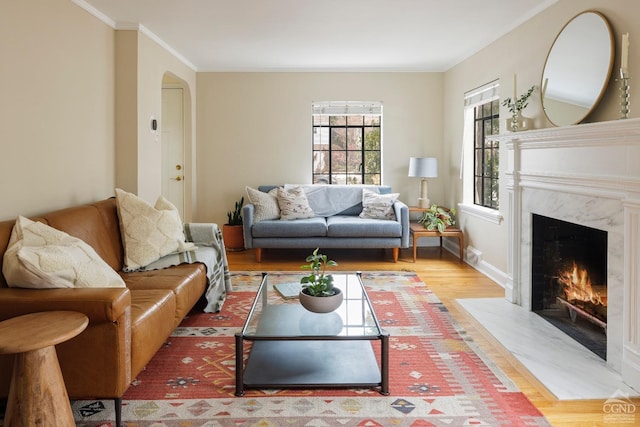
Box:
[455,244,509,289]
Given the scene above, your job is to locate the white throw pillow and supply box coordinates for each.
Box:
[2,216,126,289]
[277,186,315,220]
[245,186,280,221]
[115,188,195,271]
[359,189,399,220]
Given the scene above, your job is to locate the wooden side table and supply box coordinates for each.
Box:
[410,222,464,262]
[0,311,89,427]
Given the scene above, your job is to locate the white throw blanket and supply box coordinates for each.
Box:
[284,184,381,216]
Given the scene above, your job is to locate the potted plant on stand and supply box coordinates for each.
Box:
[223,196,245,251]
[419,204,456,232]
[299,248,342,313]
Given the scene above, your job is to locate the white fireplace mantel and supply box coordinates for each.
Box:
[492,118,640,391]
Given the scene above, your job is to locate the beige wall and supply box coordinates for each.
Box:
[0,1,197,223]
[115,30,197,219]
[443,0,640,278]
[195,72,443,223]
[0,0,115,220]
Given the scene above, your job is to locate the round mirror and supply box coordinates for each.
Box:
[541,11,614,127]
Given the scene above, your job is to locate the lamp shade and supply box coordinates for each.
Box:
[408,157,438,178]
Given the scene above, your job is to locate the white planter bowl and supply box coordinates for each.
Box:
[299,288,343,313]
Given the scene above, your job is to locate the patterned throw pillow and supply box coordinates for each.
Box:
[2,216,126,289]
[245,186,280,221]
[359,189,399,220]
[277,186,315,220]
[115,188,195,271]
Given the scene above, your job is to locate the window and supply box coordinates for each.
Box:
[312,101,382,185]
[473,99,500,209]
[461,81,502,218]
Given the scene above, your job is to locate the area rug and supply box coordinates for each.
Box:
[71,271,550,426]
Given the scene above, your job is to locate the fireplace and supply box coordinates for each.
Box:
[498,118,640,392]
[531,214,607,359]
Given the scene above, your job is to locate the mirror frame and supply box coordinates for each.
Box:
[541,10,614,127]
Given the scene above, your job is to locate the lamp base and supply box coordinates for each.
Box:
[417,179,430,208]
[417,198,430,209]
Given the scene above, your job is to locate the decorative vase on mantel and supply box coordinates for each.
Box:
[506,114,533,132]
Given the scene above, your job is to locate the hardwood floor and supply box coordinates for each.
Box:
[226,246,640,427]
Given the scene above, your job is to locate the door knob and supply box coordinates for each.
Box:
[174,176,182,181]
[176,165,182,170]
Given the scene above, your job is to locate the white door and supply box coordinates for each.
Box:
[161,88,185,217]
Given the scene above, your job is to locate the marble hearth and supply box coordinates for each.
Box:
[464,119,640,399]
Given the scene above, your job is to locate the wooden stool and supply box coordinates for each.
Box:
[0,311,89,427]
[410,222,464,262]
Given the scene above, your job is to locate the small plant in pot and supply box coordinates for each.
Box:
[222,196,245,251]
[299,248,342,313]
[419,204,456,232]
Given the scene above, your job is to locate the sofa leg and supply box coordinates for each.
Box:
[392,248,399,263]
[255,248,262,262]
[114,397,122,427]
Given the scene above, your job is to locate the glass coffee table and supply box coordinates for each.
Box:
[235,272,389,396]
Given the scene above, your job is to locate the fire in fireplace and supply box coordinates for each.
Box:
[531,214,607,360]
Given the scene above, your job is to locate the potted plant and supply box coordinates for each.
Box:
[299,248,342,313]
[419,204,456,232]
[502,85,535,131]
[222,196,245,251]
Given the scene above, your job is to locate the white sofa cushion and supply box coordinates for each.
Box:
[359,189,399,220]
[2,216,126,289]
[246,186,280,221]
[277,186,315,220]
[115,188,194,271]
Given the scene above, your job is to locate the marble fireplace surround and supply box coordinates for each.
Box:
[482,119,640,397]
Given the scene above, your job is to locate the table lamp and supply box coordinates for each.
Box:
[408,157,438,208]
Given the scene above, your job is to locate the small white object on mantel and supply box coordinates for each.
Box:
[621,32,629,75]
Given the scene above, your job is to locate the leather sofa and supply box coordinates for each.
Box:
[0,197,223,426]
[243,185,410,262]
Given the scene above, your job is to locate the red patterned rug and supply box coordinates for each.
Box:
[71,271,550,426]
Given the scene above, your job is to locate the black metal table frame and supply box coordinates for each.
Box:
[235,272,389,396]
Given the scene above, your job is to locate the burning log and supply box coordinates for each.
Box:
[557,262,607,307]
[556,297,607,334]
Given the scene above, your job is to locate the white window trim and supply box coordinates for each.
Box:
[461,80,503,222]
[457,202,503,224]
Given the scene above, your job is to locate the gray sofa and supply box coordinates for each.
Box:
[242,185,409,262]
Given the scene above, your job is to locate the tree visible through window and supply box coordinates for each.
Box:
[474,99,500,209]
[312,102,382,185]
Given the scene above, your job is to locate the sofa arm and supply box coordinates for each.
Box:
[0,287,131,323]
[0,287,133,401]
[394,200,410,248]
[242,204,255,248]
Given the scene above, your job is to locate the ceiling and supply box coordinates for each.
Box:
[76,0,557,72]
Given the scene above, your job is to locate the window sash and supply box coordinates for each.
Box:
[312,101,382,185]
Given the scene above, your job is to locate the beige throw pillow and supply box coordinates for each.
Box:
[245,186,280,221]
[359,189,399,220]
[115,188,195,271]
[2,216,126,289]
[277,186,315,220]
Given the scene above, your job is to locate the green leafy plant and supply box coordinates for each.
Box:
[226,196,244,225]
[419,205,456,232]
[501,85,535,116]
[300,248,338,297]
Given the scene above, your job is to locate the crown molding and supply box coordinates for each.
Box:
[71,1,197,72]
[72,0,116,28]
